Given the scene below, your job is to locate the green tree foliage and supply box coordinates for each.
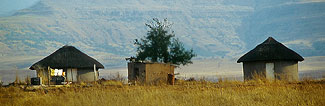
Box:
[134,18,196,66]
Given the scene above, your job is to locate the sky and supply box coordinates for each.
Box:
[0,0,39,16]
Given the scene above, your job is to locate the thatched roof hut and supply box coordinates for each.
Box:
[237,37,304,63]
[30,45,104,84]
[237,37,304,81]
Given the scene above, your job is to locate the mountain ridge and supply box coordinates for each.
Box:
[0,0,324,69]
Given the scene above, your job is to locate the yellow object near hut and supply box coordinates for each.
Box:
[50,68,55,76]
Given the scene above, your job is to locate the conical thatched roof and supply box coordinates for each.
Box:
[30,46,104,70]
[237,37,304,63]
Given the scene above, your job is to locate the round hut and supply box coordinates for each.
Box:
[30,45,104,84]
[237,37,304,81]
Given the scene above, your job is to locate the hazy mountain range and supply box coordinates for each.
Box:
[0,0,325,69]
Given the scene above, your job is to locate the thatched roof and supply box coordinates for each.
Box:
[237,37,304,63]
[30,46,104,70]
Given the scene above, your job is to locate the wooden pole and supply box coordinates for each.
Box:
[94,64,97,81]
[48,66,50,86]
[71,69,73,82]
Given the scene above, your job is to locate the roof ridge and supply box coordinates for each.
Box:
[261,37,280,44]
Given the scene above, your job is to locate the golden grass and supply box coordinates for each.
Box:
[0,80,324,106]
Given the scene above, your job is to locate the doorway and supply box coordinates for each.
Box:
[134,68,139,80]
[266,63,275,80]
[66,68,78,82]
[167,74,174,85]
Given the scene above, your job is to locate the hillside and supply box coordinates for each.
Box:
[239,2,325,56]
[0,0,324,69]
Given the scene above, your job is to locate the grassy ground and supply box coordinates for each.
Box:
[0,79,324,106]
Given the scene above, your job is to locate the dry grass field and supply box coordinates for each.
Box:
[0,79,324,106]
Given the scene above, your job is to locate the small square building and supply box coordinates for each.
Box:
[128,62,175,85]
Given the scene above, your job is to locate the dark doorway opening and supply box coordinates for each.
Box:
[168,74,174,85]
[134,68,139,80]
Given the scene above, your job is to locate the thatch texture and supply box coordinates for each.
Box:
[237,37,304,63]
[30,46,104,70]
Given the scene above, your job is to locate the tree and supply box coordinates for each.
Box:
[134,18,196,66]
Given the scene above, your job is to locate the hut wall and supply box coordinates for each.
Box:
[243,62,266,80]
[274,61,298,81]
[127,62,175,84]
[128,63,146,83]
[36,68,99,84]
[36,69,50,85]
[66,68,78,82]
[77,68,99,82]
[243,61,299,81]
[145,63,174,84]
